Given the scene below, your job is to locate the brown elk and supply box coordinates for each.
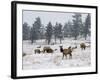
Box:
[59,46,72,59]
[34,49,41,54]
[43,47,53,53]
[80,43,86,50]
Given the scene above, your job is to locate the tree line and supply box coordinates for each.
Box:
[23,13,91,44]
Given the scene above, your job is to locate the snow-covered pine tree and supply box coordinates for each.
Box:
[45,22,53,44]
[23,22,30,40]
[83,14,91,40]
[72,13,82,40]
[57,23,63,44]
[54,22,59,44]
[63,21,73,38]
[30,17,42,43]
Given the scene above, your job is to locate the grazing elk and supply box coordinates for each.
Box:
[80,43,86,50]
[43,47,54,53]
[59,46,72,59]
[34,49,41,54]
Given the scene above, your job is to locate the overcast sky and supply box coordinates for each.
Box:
[23,10,88,27]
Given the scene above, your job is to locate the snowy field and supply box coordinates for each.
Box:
[22,38,91,70]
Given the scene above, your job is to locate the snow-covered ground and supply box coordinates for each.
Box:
[23,38,91,70]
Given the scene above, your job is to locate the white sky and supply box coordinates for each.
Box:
[23,10,88,27]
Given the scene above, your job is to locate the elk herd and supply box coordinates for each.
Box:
[23,43,90,59]
[31,42,91,60]
[34,46,55,54]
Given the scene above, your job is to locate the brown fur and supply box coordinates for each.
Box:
[34,49,41,54]
[43,47,53,53]
[60,46,72,59]
[80,43,86,50]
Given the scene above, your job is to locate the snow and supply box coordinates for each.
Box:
[22,38,91,70]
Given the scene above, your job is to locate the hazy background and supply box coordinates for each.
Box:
[23,10,88,27]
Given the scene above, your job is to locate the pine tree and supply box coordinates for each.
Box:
[63,23,68,37]
[45,22,53,44]
[23,22,30,40]
[30,17,42,43]
[57,23,63,44]
[79,23,84,37]
[78,18,83,37]
[54,22,59,44]
[40,24,45,39]
[83,14,91,40]
[33,17,42,39]
[30,24,37,43]
[63,21,73,37]
[72,13,82,40]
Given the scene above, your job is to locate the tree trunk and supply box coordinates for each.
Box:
[85,34,87,40]
[60,38,62,44]
[55,36,56,44]
[85,36,87,40]
[31,38,33,43]
[48,39,50,45]
[74,36,77,40]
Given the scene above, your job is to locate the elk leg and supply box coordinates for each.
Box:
[69,54,72,59]
[43,50,45,53]
[39,51,40,54]
[65,55,67,59]
[62,54,64,59]
[34,51,36,54]
[84,47,85,50]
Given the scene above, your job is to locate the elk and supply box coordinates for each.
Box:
[80,43,86,50]
[43,47,54,53]
[59,46,72,59]
[34,49,41,54]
